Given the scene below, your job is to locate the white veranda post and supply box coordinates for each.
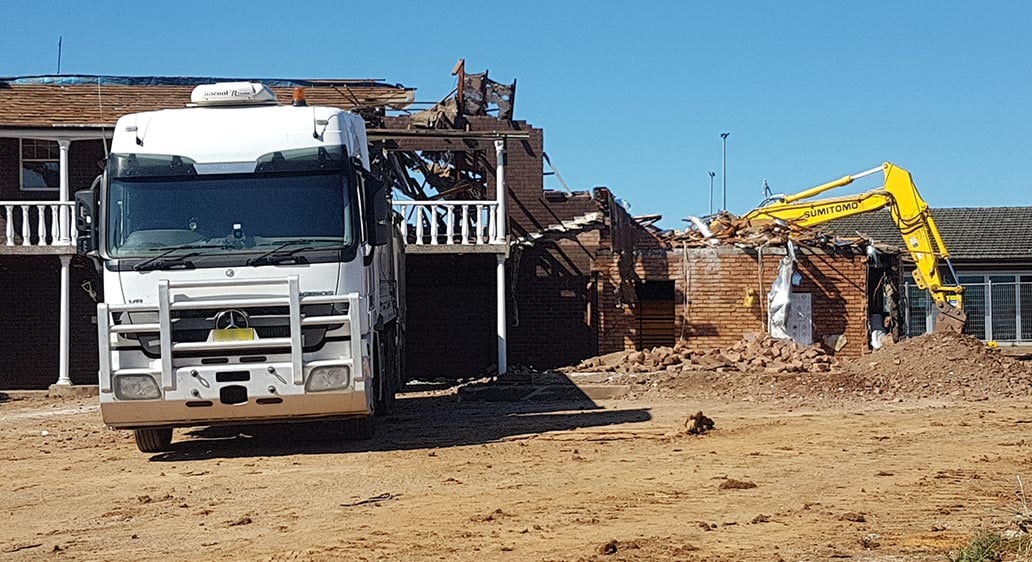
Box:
[56,139,72,386]
[494,139,508,376]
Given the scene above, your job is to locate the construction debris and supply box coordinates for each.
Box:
[564,331,1032,404]
[407,59,516,129]
[569,332,836,376]
[665,210,875,251]
[719,479,758,491]
[683,411,715,435]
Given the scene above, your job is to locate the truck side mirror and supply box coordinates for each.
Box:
[74,189,97,255]
[362,170,391,247]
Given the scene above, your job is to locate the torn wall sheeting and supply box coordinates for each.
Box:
[767,243,797,341]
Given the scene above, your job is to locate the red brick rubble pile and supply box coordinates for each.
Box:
[571,332,836,375]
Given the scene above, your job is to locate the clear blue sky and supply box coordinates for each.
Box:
[3,1,1030,228]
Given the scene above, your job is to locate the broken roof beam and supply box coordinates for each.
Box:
[367,129,530,141]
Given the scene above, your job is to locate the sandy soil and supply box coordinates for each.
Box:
[2,390,1031,561]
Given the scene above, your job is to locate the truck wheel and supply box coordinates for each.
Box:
[340,416,374,441]
[134,428,173,453]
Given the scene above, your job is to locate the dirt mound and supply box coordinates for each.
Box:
[569,332,1032,403]
[842,332,1032,399]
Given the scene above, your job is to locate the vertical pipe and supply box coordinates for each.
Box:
[158,280,174,391]
[288,276,303,385]
[56,255,72,385]
[708,171,715,215]
[1016,280,1022,342]
[97,303,112,393]
[494,138,508,375]
[720,132,729,211]
[496,253,507,376]
[494,139,507,244]
[58,139,71,243]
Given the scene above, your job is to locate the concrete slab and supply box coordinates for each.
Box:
[47,384,99,398]
[0,389,49,401]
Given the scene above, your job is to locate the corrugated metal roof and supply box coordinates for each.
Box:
[0,74,416,128]
[820,207,1032,260]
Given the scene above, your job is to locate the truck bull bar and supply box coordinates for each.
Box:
[97,276,361,393]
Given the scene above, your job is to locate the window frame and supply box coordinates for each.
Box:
[19,138,61,192]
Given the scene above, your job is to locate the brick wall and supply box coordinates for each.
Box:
[594,250,677,353]
[382,117,613,372]
[0,256,103,389]
[0,138,105,201]
[0,138,18,200]
[0,138,107,389]
[509,236,599,369]
[69,140,107,192]
[403,253,498,380]
[595,246,872,358]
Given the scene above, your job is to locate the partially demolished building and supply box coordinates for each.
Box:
[386,71,898,377]
[0,65,894,388]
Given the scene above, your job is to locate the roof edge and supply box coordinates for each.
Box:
[0,74,414,90]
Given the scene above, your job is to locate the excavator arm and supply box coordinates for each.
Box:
[743,162,966,333]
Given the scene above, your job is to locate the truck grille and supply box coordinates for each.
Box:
[122,303,344,357]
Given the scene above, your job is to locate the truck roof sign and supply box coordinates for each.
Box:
[190,82,278,106]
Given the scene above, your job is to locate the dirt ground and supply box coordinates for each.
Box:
[4,381,1032,562]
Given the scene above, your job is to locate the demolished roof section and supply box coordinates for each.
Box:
[407,59,516,129]
[662,211,897,254]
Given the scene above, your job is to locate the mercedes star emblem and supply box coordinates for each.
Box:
[214,309,250,330]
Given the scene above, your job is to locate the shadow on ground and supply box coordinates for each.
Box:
[149,379,650,462]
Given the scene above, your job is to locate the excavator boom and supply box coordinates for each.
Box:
[743,162,966,333]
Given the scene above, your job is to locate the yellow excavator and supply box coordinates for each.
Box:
[742,162,967,333]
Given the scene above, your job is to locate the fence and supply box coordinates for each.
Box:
[1,201,76,248]
[906,275,1032,342]
[394,200,503,246]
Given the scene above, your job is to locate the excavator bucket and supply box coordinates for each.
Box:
[932,302,967,334]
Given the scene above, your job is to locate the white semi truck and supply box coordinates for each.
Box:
[74,82,403,453]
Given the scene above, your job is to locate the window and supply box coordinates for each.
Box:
[20,139,60,191]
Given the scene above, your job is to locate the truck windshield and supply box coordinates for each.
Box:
[106,169,354,258]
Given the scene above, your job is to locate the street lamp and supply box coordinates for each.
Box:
[720,132,730,211]
[708,171,716,215]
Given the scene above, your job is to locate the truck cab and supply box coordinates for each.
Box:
[75,82,403,452]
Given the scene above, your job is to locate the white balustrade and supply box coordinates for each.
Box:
[0,201,75,248]
[394,200,503,246]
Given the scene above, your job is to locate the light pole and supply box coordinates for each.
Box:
[720,132,730,211]
[708,171,716,215]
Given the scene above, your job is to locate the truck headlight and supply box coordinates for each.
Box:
[306,366,351,392]
[114,374,161,400]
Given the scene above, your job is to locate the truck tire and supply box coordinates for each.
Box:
[340,416,374,441]
[134,428,173,453]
